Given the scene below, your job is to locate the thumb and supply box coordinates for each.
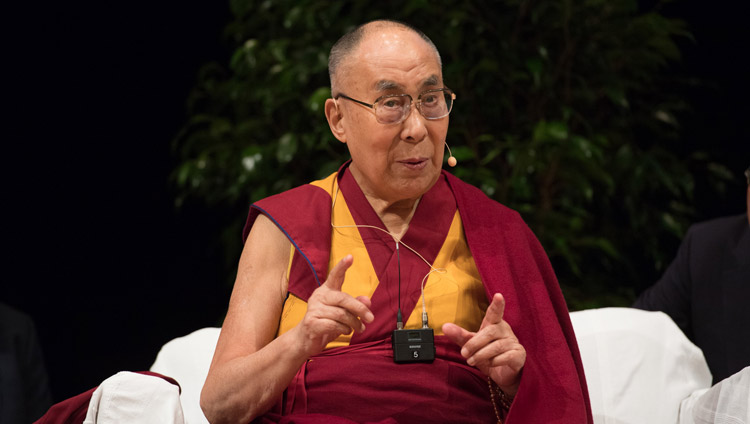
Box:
[442,323,474,348]
[323,254,353,291]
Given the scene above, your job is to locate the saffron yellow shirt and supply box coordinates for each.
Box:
[277,173,488,349]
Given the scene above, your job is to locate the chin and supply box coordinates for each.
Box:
[405,173,440,198]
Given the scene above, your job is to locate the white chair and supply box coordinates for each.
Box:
[570,307,712,424]
[145,308,715,424]
[150,327,220,424]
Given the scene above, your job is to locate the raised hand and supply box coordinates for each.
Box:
[294,255,374,356]
[442,293,526,396]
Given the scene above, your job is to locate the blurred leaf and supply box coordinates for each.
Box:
[450,145,475,161]
[276,133,298,164]
[308,87,331,113]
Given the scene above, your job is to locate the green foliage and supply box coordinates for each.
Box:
[172,0,727,310]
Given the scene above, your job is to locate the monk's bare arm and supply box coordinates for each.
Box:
[200,214,374,423]
[200,214,302,423]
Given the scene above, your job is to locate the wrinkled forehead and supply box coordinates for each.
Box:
[336,27,442,93]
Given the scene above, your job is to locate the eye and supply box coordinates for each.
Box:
[381,97,406,109]
[422,94,439,105]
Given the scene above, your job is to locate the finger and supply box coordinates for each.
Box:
[333,293,374,324]
[319,317,358,338]
[480,293,506,329]
[461,322,508,357]
[323,255,353,291]
[465,337,520,367]
[356,295,372,310]
[328,304,370,333]
[310,299,368,333]
[355,296,374,324]
[316,288,373,326]
[442,323,475,348]
[486,348,526,372]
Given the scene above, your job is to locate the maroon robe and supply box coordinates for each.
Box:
[244,163,593,423]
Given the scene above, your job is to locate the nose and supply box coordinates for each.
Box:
[400,103,428,143]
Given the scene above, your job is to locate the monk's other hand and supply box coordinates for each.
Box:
[442,293,525,397]
[295,255,374,356]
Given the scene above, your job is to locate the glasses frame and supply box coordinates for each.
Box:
[335,88,456,125]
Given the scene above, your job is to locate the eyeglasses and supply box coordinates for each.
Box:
[335,88,456,125]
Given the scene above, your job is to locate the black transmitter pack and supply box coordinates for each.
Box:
[392,328,436,363]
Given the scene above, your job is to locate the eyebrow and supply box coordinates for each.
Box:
[422,75,440,88]
[374,74,441,92]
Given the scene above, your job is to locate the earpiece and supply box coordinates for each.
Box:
[444,141,457,167]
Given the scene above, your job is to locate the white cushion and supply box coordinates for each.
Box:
[83,371,184,424]
[570,307,712,424]
[679,366,749,424]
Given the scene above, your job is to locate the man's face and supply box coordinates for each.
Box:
[329,27,449,205]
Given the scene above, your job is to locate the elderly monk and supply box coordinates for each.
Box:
[200,20,592,424]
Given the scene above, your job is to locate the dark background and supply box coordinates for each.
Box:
[4,1,749,405]
[6,2,235,403]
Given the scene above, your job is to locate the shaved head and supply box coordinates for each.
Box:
[328,20,442,94]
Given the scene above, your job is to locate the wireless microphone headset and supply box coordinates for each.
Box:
[444,141,457,167]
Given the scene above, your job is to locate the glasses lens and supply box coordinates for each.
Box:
[420,89,453,120]
[375,95,411,124]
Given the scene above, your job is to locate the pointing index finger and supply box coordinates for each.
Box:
[481,293,506,328]
[323,255,353,291]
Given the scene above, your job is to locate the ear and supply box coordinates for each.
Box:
[325,98,347,144]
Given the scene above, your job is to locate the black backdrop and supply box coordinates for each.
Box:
[4,1,749,405]
[5,2,235,402]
